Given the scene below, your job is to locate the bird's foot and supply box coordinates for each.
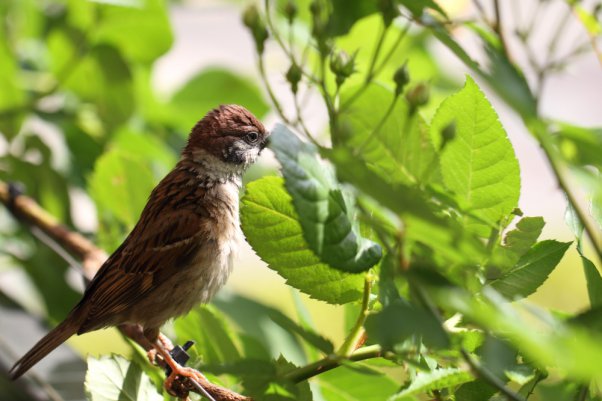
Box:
[164,366,207,398]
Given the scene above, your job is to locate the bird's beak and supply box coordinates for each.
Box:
[261,136,270,150]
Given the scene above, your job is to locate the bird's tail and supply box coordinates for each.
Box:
[10,310,83,379]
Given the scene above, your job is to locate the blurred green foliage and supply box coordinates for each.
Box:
[1,0,602,401]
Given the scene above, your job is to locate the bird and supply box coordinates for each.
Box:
[10,104,269,392]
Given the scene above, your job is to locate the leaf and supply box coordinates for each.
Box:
[396,0,447,18]
[555,123,602,169]
[389,368,473,400]
[317,364,399,401]
[492,216,545,271]
[95,0,173,63]
[214,293,310,365]
[269,124,382,272]
[85,355,162,401]
[0,28,25,138]
[431,76,521,235]
[489,240,572,299]
[326,0,377,37]
[88,149,156,250]
[455,379,496,401]
[174,305,241,365]
[579,245,602,307]
[339,83,438,186]
[63,44,135,132]
[433,286,602,382]
[364,297,448,349]
[169,68,269,135]
[241,176,364,304]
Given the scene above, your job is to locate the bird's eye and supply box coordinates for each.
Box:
[245,132,260,144]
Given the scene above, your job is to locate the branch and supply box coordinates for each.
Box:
[284,344,385,383]
[0,181,251,401]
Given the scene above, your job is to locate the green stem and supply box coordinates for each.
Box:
[284,344,384,383]
[337,274,374,357]
[258,54,291,124]
[340,23,409,112]
[535,128,602,264]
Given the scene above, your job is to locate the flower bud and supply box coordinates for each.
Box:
[283,0,298,24]
[406,83,430,112]
[330,50,356,86]
[393,63,409,95]
[242,4,269,54]
[378,0,399,27]
[440,121,456,150]
[286,62,302,93]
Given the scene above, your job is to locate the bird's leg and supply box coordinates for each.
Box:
[153,338,208,398]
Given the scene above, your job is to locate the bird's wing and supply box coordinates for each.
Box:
[77,201,212,333]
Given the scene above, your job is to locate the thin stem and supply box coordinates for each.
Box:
[258,54,291,124]
[340,24,409,112]
[460,349,527,401]
[337,275,374,357]
[536,132,602,264]
[284,344,384,383]
[492,0,510,57]
[292,89,320,146]
[355,92,400,153]
[366,23,389,82]
[413,285,526,401]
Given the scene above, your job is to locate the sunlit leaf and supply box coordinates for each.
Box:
[390,368,473,400]
[174,305,241,365]
[431,76,520,235]
[365,297,448,349]
[489,240,571,299]
[317,364,398,401]
[85,355,162,401]
[339,83,438,186]
[241,176,364,304]
[491,216,545,272]
[270,124,382,272]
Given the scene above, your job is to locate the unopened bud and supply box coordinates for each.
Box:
[330,50,356,86]
[440,122,456,150]
[243,4,269,54]
[406,83,430,112]
[378,0,399,27]
[286,62,302,93]
[283,0,298,24]
[393,63,409,95]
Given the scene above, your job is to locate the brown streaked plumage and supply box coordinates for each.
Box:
[10,105,269,386]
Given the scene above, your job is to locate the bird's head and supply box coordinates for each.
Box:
[183,105,269,173]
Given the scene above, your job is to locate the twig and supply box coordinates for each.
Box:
[0,180,251,401]
[337,275,373,357]
[492,0,510,57]
[284,344,384,383]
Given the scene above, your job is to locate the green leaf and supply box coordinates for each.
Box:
[455,379,496,401]
[0,28,25,138]
[64,44,135,132]
[579,245,602,307]
[95,0,173,63]
[174,305,241,365]
[389,368,473,400]
[555,123,602,169]
[489,240,572,299]
[492,216,545,271]
[326,0,377,37]
[365,298,448,349]
[170,68,269,135]
[241,176,364,304]
[269,124,382,272]
[396,0,447,18]
[85,355,162,401]
[214,293,310,365]
[88,149,156,250]
[317,364,399,401]
[339,83,438,186]
[431,76,521,235]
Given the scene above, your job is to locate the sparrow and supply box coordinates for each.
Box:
[10,104,269,391]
